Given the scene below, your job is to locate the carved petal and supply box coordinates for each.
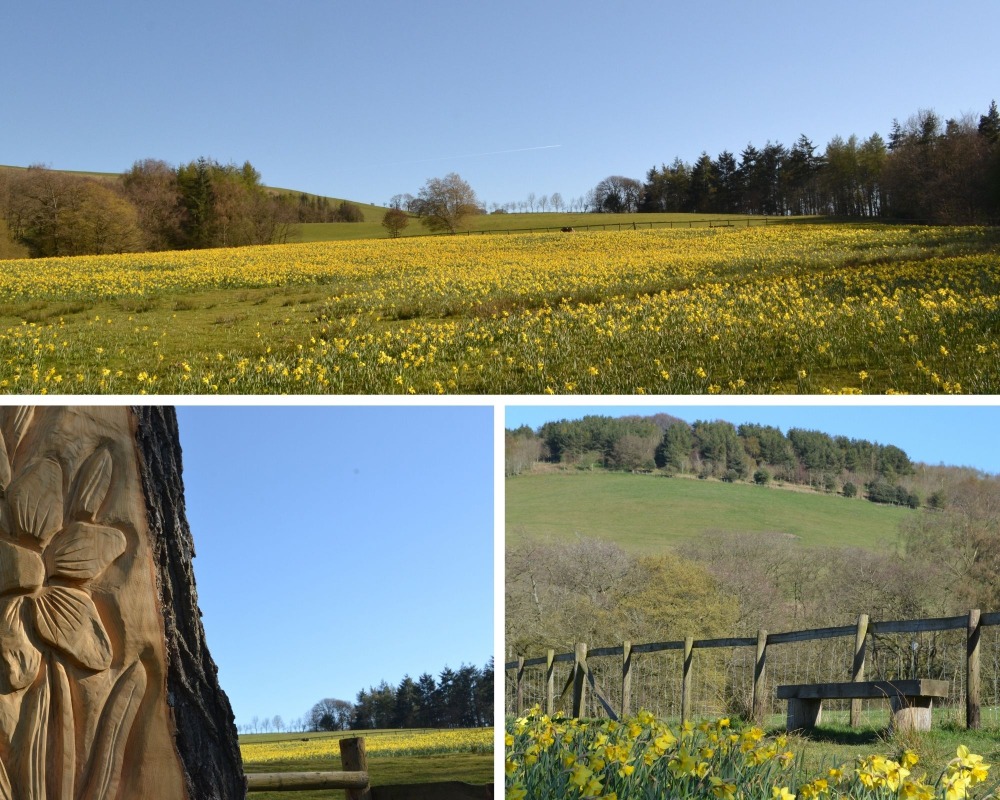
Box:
[0,539,44,595]
[46,522,126,581]
[8,458,64,543]
[0,596,42,691]
[70,448,113,522]
[32,587,112,672]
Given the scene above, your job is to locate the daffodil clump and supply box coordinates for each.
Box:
[505,707,992,800]
[798,746,992,800]
[506,707,794,800]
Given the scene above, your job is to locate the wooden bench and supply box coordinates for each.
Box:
[776,679,949,732]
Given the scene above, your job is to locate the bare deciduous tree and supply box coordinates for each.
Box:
[413,173,480,233]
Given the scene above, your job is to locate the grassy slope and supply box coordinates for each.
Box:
[294,210,800,242]
[505,472,913,553]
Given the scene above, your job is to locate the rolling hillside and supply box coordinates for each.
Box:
[505,471,913,553]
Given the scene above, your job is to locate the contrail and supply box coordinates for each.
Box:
[374,144,562,167]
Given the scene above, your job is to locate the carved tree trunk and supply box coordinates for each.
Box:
[133,406,246,800]
[0,406,245,800]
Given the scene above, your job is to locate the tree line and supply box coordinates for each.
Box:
[589,101,1000,223]
[0,159,369,258]
[303,660,493,734]
[507,414,946,509]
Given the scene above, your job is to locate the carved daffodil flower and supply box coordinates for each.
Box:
[0,451,124,691]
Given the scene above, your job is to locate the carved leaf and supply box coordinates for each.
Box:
[0,538,45,595]
[1,406,34,459]
[51,661,76,800]
[0,755,10,800]
[79,660,147,800]
[46,522,126,582]
[0,432,10,493]
[32,587,112,672]
[0,596,42,691]
[9,458,64,543]
[70,448,113,522]
[12,660,50,800]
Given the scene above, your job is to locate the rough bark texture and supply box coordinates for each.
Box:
[132,406,246,800]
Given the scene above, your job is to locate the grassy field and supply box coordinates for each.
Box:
[505,472,914,553]
[0,222,996,394]
[240,727,493,800]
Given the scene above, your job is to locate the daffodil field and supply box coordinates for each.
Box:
[506,708,995,800]
[239,727,492,764]
[1,223,997,393]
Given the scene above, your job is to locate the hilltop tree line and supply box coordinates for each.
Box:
[305,661,493,733]
[589,101,1000,223]
[507,414,940,509]
[0,160,369,258]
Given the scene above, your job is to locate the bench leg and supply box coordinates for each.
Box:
[787,698,822,731]
[890,696,934,732]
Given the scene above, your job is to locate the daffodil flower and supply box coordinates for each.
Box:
[0,453,124,690]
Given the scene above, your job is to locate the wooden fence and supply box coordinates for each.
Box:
[247,737,493,799]
[505,609,1000,729]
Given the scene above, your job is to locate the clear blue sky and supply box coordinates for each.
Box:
[3,1,998,208]
[173,404,493,729]
[505,401,1000,475]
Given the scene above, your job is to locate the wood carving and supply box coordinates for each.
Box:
[0,406,244,800]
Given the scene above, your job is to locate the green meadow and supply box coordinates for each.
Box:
[505,472,913,553]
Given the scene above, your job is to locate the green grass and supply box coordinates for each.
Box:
[505,472,914,553]
[776,717,1000,781]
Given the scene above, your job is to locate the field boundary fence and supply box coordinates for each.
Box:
[505,609,1000,730]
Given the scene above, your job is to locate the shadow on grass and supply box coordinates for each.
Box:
[780,726,886,747]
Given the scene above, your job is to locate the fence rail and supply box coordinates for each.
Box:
[247,737,371,797]
[505,609,996,730]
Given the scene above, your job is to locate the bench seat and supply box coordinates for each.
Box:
[776,679,949,732]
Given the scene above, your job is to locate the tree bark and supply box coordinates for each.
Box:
[133,406,246,800]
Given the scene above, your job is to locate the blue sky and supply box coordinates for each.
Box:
[173,405,493,729]
[505,401,1000,475]
[3,1,998,207]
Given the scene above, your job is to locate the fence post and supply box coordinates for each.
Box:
[516,657,525,715]
[752,630,768,725]
[340,737,372,800]
[681,636,694,725]
[622,641,633,719]
[968,609,981,729]
[573,643,588,717]
[545,649,555,716]
[850,613,869,727]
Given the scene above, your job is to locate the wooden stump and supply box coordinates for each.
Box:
[786,698,823,730]
[890,695,935,733]
[0,406,245,799]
